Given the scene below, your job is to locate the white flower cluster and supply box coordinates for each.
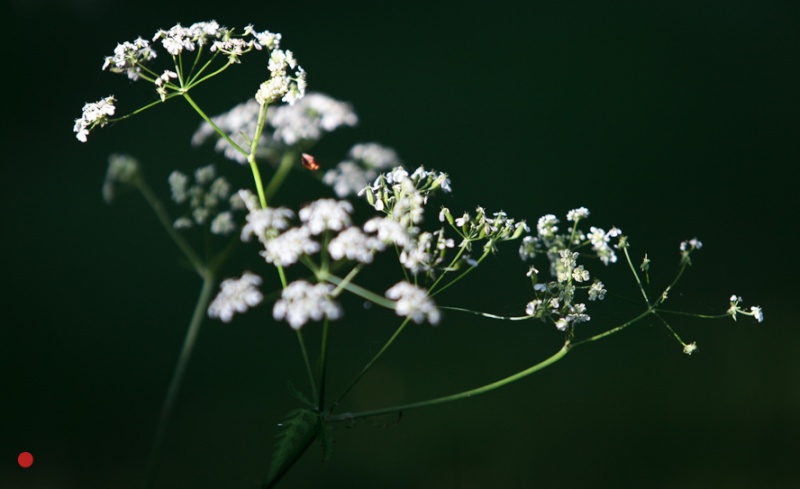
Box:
[519,209,622,272]
[255,49,306,106]
[208,271,264,323]
[238,189,295,243]
[212,193,443,328]
[243,198,381,268]
[679,237,703,265]
[73,96,116,142]
[519,208,620,331]
[269,93,357,145]
[102,153,142,203]
[385,282,441,325]
[357,166,464,275]
[168,164,240,235]
[76,21,304,143]
[102,37,156,81]
[191,93,356,164]
[323,143,401,197]
[273,281,341,329]
[153,21,227,56]
[361,167,451,225]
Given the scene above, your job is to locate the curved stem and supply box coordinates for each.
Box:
[439,305,532,321]
[264,150,297,204]
[569,308,653,349]
[142,271,216,489]
[327,343,569,423]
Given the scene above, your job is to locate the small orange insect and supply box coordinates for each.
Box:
[301,153,320,171]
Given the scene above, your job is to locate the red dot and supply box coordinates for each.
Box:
[18,452,34,468]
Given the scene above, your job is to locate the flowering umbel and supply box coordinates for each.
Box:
[74,21,306,142]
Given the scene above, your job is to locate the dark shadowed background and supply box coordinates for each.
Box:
[4,1,798,488]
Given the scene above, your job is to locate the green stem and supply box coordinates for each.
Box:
[135,178,206,277]
[181,92,249,158]
[430,244,492,298]
[249,156,268,210]
[326,275,396,309]
[142,271,216,489]
[569,308,653,349]
[621,244,650,305]
[439,305,532,321]
[296,329,318,403]
[264,150,297,204]
[657,309,728,320]
[318,318,330,411]
[329,317,412,412]
[326,343,569,423]
[247,101,270,209]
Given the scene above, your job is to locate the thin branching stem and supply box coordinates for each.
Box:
[329,317,412,412]
[142,271,216,489]
[621,244,650,305]
[134,177,206,277]
[295,329,318,403]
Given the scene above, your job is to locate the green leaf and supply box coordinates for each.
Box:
[266,408,316,482]
[286,381,313,407]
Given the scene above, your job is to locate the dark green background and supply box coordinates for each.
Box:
[4,1,798,488]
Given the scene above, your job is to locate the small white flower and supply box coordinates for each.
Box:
[566,207,589,222]
[537,214,559,239]
[683,342,698,355]
[572,266,590,283]
[102,37,156,80]
[269,92,358,145]
[525,300,543,316]
[298,199,353,235]
[588,226,618,265]
[273,281,342,329]
[363,217,412,248]
[240,194,294,243]
[210,211,236,235]
[208,272,263,323]
[680,238,703,252]
[385,282,440,325]
[588,281,607,301]
[73,96,116,142]
[168,171,189,203]
[174,217,193,229]
[102,153,141,203]
[750,306,764,323]
[260,226,319,266]
[328,227,384,263]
